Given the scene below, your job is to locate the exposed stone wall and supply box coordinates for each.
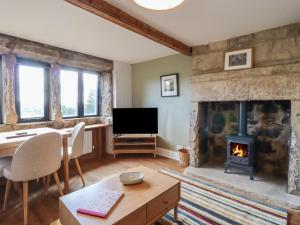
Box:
[0,34,112,72]
[191,22,300,194]
[2,54,17,124]
[192,23,300,76]
[49,64,63,122]
[0,33,113,130]
[189,102,200,167]
[290,101,300,194]
[101,72,113,117]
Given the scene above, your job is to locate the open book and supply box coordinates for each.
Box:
[77,189,124,218]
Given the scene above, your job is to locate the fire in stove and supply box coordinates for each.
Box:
[231,143,248,158]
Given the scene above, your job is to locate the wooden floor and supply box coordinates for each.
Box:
[0,155,183,225]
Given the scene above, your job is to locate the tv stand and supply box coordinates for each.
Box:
[112,134,157,158]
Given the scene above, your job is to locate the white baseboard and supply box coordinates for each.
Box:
[156,147,179,161]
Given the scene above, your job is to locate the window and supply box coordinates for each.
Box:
[0,58,2,124]
[15,59,49,122]
[60,68,99,118]
[60,69,79,118]
[83,72,98,116]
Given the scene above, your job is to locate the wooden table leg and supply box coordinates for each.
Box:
[63,137,70,194]
[174,204,178,221]
[96,128,102,160]
[95,127,106,160]
[100,127,106,159]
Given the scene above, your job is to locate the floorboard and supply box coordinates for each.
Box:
[0,155,183,225]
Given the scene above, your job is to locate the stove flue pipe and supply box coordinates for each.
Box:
[238,101,247,136]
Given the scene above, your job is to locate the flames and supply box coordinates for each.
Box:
[232,144,247,157]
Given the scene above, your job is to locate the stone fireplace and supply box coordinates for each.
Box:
[189,23,300,194]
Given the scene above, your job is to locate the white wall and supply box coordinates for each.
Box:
[113,61,132,108]
[107,61,133,154]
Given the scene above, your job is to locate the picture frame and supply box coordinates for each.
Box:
[160,73,179,97]
[224,48,253,71]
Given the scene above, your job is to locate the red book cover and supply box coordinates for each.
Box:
[76,189,124,218]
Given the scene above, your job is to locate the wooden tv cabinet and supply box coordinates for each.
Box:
[112,134,157,158]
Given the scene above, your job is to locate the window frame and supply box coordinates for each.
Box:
[14,58,50,123]
[0,57,2,124]
[60,66,100,119]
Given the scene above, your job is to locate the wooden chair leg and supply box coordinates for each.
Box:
[44,175,51,196]
[74,158,85,187]
[23,181,28,225]
[3,180,12,211]
[53,172,63,197]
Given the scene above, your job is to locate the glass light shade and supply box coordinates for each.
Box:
[134,0,184,10]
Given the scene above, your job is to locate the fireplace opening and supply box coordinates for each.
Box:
[198,100,291,181]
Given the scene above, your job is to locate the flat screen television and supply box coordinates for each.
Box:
[113,108,158,134]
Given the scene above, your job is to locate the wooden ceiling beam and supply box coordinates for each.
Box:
[64,0,192,56]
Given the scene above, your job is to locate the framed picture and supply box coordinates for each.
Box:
[160,73,179,97]
[224,48,253,71]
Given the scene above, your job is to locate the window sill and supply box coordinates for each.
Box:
[0,116,104,132]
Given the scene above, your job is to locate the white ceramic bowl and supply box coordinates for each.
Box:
[119,172,144,185]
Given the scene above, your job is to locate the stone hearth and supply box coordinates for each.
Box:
[189,23,300,194]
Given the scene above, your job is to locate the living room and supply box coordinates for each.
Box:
[0,0,300,225]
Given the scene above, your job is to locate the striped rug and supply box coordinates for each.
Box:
[158,168,288,225]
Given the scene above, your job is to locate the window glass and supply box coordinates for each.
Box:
[0,59,2,124]
[18,65,45,119]
[60,69,79,117]
[83,72,98,116]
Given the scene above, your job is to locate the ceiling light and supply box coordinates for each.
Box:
[134,0,185,10]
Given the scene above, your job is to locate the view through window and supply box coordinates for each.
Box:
[60,69,99,118]
[13,60,100,122]
[83,72,98,116]
[60,69,79,117]
[17,64,47,120]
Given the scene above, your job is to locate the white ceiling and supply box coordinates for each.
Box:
[0,0,300,64]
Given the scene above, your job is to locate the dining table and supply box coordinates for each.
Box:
[0,124,108,193]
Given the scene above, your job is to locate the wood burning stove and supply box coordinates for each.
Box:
[225,101,255,180]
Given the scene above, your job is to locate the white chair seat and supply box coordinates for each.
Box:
[3,167,12,180]
[0,157,12,177]
[2,132,63,225]
[62,123,85,188]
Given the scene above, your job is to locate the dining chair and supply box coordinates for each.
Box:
[66,122,86,187]
[0,157,12,178]
[2,132,63,225]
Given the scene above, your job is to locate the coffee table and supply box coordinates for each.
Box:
[59,166,181,225]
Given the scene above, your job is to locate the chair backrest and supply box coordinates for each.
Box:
[70,122,85,159]
[10,132,62,182]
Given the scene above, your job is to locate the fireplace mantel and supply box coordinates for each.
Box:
[191,62,300,103]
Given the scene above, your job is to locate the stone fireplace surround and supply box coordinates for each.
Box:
[189,22,300,194]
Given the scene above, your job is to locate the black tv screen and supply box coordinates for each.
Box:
[113,108,158,134]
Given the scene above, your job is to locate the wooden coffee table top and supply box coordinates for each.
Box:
[59,166,180,225]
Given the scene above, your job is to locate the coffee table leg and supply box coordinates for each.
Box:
[174,204,178,221]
